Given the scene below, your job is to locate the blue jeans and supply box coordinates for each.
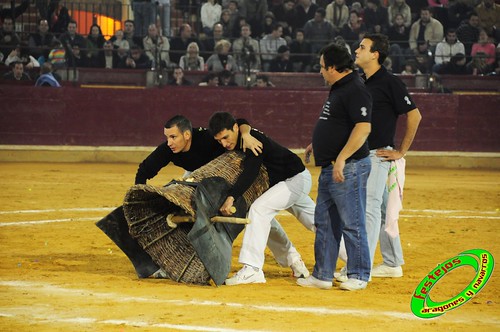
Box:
[132,2,157,37]
[312,156,371,282]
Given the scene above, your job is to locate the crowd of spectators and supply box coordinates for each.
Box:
[1,0,499,87]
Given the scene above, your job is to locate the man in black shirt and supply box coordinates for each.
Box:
[209,112,316,286]
[297,43,372,291]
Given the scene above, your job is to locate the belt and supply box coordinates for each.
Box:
[321,157,358,169]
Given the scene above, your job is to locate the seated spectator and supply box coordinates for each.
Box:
[303,8,335,54]
[414,40,434,73]
[259,23,287,71]
[122,45,152,69]
[35,62,61,87]
[340,10,367,48]
[387,13,411,73]
[4,45,39,69]
[219,9,234,38]
[252,73,275,87]
[475,0,500,40]
[111,29,130,60]
[364,0,389,34]
[239,0,268,38]
[48,39,66,69]
[0,17,21,57]
[325,0,349,35]
[232,23,261,72]
[435,52,469,75]
[262,11,277,38]
[269,44,293,72]
[456,12,481,59]
[218,69,239,86]
[433,28,465,72]
[111,20,143,49]
[86,24,106,67]
[168,66,193,86]
[206,39,238,71]
[289,29,313,72]
[409,7,444,54]
[2,61,30,81]
[47,0,71,34]
[28,19,57,63]
[201,23,225,60]
[198,71,219,86]
[227,0,242,39]
[179,42,205,71]
[143,23,171,69]
[471,29,496,66]
[295,0,318,30]
[66,45,89,68]
[272,0,298,39]
[169,24,201,65]
[388,0,412,28]
[400,58,422,74]
[95,40,121,69]
[447,0,474,30]
[201,0,222,36]
[467,51,494,75]
[59,20,87,60]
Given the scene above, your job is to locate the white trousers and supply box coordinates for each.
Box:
[239,169,316,269]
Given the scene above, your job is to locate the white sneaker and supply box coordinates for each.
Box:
[339,278,367,291]
[371,264,403,278]
[150,268,168,279]
[290,259,310,278]
[296,275,332,289]
[225,265,266,286]
[334,267,348,283]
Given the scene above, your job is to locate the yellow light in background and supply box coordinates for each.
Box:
[97,15,122,38]
[71,10,121,39]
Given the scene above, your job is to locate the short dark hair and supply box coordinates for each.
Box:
[165,115,192,133]
[208,112,236,136]
[319,43,354,72]
[364,33,389,64]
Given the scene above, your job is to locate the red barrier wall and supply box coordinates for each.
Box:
[0,85,499,152]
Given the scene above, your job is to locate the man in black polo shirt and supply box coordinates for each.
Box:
[208,112,316,285]
[353,33,421,279]
[297,43,372,291]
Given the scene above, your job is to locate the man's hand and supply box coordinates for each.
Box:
[376,149,404,161]
[219,196,235,216]
[242,133,263,156]
[333,159,345,183]
[305,143,313,163]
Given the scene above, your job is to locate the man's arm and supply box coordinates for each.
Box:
[376,108,422,161]
[135,143,172,184]
[240,124,263,156]
[334,122,371,183]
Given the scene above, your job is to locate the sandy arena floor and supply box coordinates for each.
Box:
[0,161,499,331]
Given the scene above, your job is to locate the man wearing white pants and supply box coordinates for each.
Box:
[208,112,316,285]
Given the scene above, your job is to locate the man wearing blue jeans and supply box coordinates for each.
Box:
[297,43,372,291]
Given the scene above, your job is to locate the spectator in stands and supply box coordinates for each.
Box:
[219,9,234,39]
[227,0,243,38]
[409,7,444,53]
[59,20,87,61]
[179,42,204,71]
[87,24,106,68]
[0,17,21,57]
[47,0,71,34]
[259,23,287,71]
[66,45,88,68]
[340,10,367,48]
[326,0,350,35]
[303,8,335,54]
[456,12,481,58]
[143,23,171,69]
[201,23,225,60]
[272,0,298,39]
[433,29,465,72]
[95,40,121,69]
[232,23,261,72]
[111,30,130,60]
[4,44,39,69]
[400,58,421,74]
[269,44,293,72]
[201,0,222,36]
[471,28,496,66]
[199,71,220,86]
[435,52,468,74]
[387,13,411,72]
[0,0,30,27]
[388,0,412,28]
[168,66,193,85]
[262,11,277,38]
[475,0,500,41]
[447,0,474,30]
[29,19,57,63]
[413,40,434,73]
[252,73,275,87]
[3,61,30,80]
[35,61,61,87]
[111,20,143,49]
[218,69,239,86]
[239,0,268,38]
[467,51,494,75]
[131,0,156,37]
[289,29,313,72]
[122,45,152,69]
[206,39,238,71]
[364,0,390,34]
[406,0,428,22]
[48,39,66,68]
[170,24,200,65]
[157,0,171,37]
[295,0,319,30]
